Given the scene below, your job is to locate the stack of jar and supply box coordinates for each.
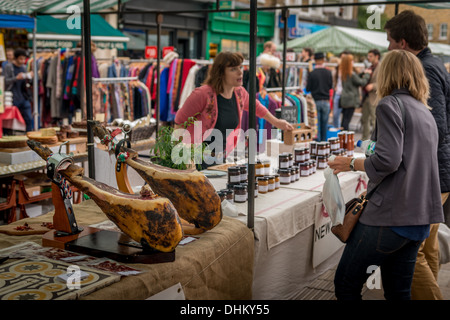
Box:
[277,152,300,184]
[337,131,355,157]
[293,146,317,177]
[223,165,257,204]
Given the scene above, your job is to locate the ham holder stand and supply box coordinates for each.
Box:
[41,141,175,264]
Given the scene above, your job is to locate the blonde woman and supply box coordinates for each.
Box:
[328,50,444,300]
[339,54,371,130]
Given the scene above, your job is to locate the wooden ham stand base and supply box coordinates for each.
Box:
[42,182,175,264]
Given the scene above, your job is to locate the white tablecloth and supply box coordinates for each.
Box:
[206,153,368,299]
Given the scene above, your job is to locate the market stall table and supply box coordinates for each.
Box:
[0,200,254,300]
[206,155,367,300]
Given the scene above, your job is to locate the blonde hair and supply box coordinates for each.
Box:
[340,54,353,82]
[376,50,430,108]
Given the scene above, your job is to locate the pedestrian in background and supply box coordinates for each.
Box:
[331,56,343,129]
[328,49,444,300]
[339,53,371,131]
[4,48,34,132]
[306,52,333,141]
[361,49,380,140]
[385,9,450,301]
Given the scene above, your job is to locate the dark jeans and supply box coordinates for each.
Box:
[315,99,330,142]
[15,99,33,132]
[334,222,421,300]
[340,107,354,131]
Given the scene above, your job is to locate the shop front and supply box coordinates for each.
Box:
[120,0,207,59]
[206,2,275,59]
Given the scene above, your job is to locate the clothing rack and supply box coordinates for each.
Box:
[92,76,139,83]
[265,86,303,92]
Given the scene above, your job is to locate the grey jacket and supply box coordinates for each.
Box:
[340,72,370,108]
[361,88,444,226]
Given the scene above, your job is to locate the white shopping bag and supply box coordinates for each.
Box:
[322,155,346,226]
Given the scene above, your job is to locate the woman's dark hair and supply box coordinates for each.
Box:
[14,48,28,59]
[384,10,428,51]
[204,51,244,94]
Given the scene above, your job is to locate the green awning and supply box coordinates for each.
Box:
[28,14,129,50]
[0,0,128,15]
[285,26,389,55]
[285,26,450,57]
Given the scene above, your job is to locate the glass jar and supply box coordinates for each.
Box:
[338,131,347,149]
[317,142,327,156]
[317,156,328,169]
[300,163,309,177]
[292,165,300,181]
[274,174,280,189]
[267,176,276,192]
[347,131,355,156]
[294,148,306,164]
[263,160,271,175]
[278,169,291,185]
[288,153,294,167]
[221,189,234,203]
[258,177,269,194]
[310,141,317,157]
[217,190,226,202]
[239,165,248,183]
[279,154,290,169]
[288,168,295,182]
[255,160,264,177]
[311,160,317,173]
[228,166,241,184]
[233,184,247,203]
[305,148,310,161]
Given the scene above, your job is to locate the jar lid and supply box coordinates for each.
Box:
[278,169,290,173]
[257,176,269,181]
[228,167,241,172]
[267,175,275,179]
[233,184,247,189]
[279,154,289,158]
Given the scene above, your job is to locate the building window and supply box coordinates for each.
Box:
[440,23,448,40]
[427,24,433,40]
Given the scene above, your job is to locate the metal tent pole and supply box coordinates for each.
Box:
[247,0,257,230]
[83,0,95,179]
[32,15,38,131]
[156,13,163,139]
[281,8,288,108]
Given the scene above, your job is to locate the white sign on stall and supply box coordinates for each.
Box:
[312,204,344,268]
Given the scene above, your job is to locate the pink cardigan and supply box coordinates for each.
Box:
[175,85,269,152]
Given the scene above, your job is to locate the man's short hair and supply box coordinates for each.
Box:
[384,10,428,51]
[368,49,381,58]
[14,48,28,59]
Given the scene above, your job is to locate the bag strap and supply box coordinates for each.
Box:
[365,94,406,201]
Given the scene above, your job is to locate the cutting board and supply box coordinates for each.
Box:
[0,223,54,235]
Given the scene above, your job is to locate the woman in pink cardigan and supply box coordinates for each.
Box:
[175,51,292,164]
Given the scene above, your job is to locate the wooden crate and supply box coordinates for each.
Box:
[283,123,313,145]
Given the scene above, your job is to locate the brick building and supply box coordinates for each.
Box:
[384,4,450,45]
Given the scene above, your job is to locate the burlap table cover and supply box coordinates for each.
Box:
[0,200,254,300]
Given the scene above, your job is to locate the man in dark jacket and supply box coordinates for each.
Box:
[306,52,333,141]
[385,10,450,300]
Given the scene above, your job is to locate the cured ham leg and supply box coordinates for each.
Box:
[92,124,223,232]
[27,140,183,253]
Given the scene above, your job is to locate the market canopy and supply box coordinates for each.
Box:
[0,14,34,28]
[285,25,450,57]
[28,14,129,50]
[0,0,129,15]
